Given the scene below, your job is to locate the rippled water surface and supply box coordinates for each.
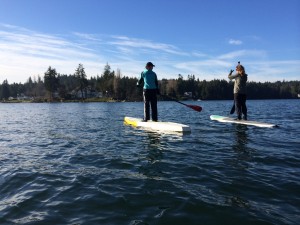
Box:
[0,100,299,225]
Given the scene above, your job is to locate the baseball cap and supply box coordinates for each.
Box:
[146,62,155,67]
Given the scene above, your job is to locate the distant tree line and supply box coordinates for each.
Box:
[1,63,299,102]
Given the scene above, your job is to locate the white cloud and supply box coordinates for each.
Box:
[109,35,188,56]
[0,24,299,83]
[218,49,267,60]
[247,60,300,81]
[229,39,243,45]
[192,51,207,58]
[73,32,102,42]
[0,26,105,82]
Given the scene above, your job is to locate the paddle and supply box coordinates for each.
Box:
[230,101,235,114]
[161,95,202,112]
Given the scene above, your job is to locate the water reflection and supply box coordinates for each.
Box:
[231,125,253,169]
[233,125,249,152]
[139,132,164,179]
[226,125,252,209]
[145,132,163,163]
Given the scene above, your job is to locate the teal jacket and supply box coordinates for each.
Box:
[137,69,158,89]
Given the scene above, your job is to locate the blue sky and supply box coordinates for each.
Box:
[0,0,299,83]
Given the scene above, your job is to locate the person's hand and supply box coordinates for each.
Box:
[230,69,234,74]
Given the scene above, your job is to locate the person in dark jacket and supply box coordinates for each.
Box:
[137,62,159,122]
[228,62,248,120]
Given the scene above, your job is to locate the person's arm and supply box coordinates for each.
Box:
[154,73,160,94]
[136,72,144,87]
[228,70,239,80]
[155,74,158,88]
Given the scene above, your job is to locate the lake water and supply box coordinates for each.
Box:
[0,100,299,225]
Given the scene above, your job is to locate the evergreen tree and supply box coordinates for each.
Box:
[1,79,10,100]
[177,74,185,97]
[98,63,115,97]
[113,69,122,99]
[74,64,88,99]
[103,63,113,80]
[44,66,59,101]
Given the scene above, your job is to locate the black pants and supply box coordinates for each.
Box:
[143,89,158,121]
[234,93,247,119]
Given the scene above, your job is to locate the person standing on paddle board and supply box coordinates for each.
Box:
[137,62,159,122]
[228,62,248,120]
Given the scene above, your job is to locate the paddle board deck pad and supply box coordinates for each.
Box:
[210,115,278,128]
[124,117,191,133]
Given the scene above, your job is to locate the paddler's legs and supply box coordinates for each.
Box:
[143,90,150,121]
[234,93,242,120]
[241,94,247,120]
[150,90,158,121]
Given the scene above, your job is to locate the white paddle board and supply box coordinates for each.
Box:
[210,115,278,128]
[124,117,191,133]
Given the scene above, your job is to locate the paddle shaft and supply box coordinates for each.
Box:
[230,101,235,114]
[161,95,202,112]
[174,99,188,106]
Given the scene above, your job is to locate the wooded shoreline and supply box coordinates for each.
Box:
[1,64,299,102]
